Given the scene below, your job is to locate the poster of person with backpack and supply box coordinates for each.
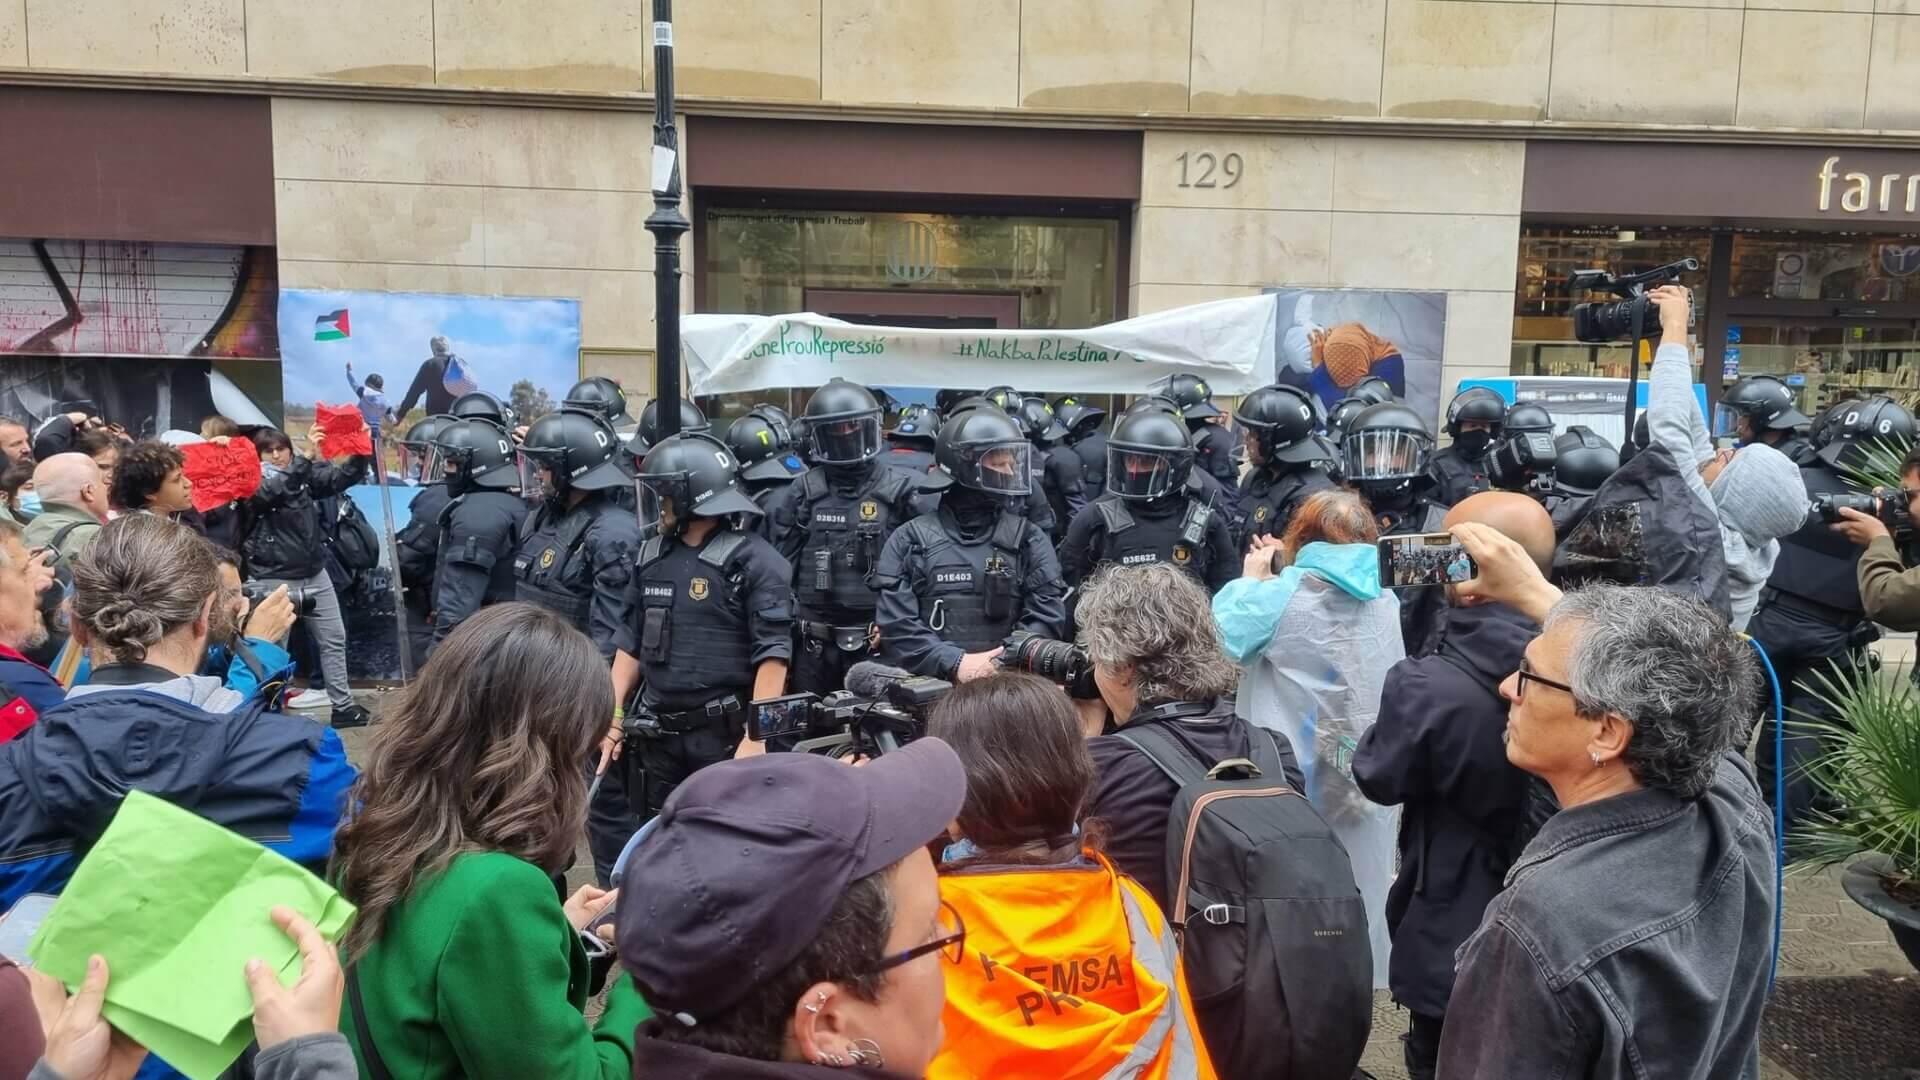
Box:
[276,289,582,681]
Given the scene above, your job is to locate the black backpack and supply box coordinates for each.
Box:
[1115,721,1372,1080]
[329,496,381,573]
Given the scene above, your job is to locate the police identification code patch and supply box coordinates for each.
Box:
[689,577,710,601]
[643,584,674,599]
[935,570,974,585]
[815,513,848,524]
[1120,553,1159,565]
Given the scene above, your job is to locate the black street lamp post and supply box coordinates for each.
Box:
[645,0,688,441]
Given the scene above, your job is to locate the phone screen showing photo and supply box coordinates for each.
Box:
[1378,532,1478,590]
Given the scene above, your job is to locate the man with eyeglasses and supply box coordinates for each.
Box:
[615,737,967,1078]
[1351,491,1557,1080]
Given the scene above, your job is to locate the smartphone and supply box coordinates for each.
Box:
[1378,532,1478,590]
[0,892,58,966]
[749,693,817,743]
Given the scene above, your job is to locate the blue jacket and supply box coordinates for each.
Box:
[201,637,297,702]
[0,677,356,907]
[0,645,65,743]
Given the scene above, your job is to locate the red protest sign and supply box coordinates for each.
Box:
[181,438,262,513]
[313,403,374,458]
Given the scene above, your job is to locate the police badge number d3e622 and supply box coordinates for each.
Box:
[689,577,710,601]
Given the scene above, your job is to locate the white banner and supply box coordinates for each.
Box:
[683,295,1279,396]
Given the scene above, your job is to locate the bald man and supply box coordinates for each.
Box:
[22,453,109,571]
[1351,490,1554,1080]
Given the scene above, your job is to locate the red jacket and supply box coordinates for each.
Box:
[0,644,64,744]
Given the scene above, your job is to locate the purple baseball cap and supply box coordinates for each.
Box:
[616,738,966,1020]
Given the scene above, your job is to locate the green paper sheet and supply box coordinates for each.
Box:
[27,790,355,1080]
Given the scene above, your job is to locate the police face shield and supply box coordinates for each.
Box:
[1107,447,1179,500]
[517,448,551,501]
[1343,429,1431,482]
[634,476,687,534]
[967,442,1033,496]
[809,413,882,465]
[1711,403,1748,441]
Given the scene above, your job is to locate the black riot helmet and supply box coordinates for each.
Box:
[724,407,808,485]
[519,408,629,494]
[562,377,629,424]
[1501,402,1556,437]
[1715,375,1811,439]
[431,418,520,495]
[1347,376,1396,408]
[1016,397,1069,445]
[449,391,516,431]
[399,413,456,452]
[1106,409,1195,501]
[933,404,1032,496]
[1552,426,1620,497]
[635,432,763,534]
[1237,384,1337,466]
[1811,396,1862,452]
[1123,394,1185,421]
[890,403,939,447]
[1148,373,1223,421]
[1445,386,1508,438]
[981,386,1022,413]
[637,398,710,448]
[1326,397,1369,442]
[1342,401,1434,483]
[1817,396,1917,471]
[1052,396,1106,440]
[803,378,885,465]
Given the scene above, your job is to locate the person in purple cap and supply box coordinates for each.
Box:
[617,738,968,1078]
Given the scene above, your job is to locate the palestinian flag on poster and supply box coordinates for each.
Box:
[314,309,350,341]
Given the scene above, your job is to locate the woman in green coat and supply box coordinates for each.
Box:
[329,603,651,1078]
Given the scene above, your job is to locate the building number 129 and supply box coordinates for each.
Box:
[1175,151,1243,189]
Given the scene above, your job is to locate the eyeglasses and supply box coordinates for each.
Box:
[870,900,966,974]
[1515,657,1575,701]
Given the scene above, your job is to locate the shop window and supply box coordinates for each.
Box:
[1513,226,1711,380]
[1728,233,1920,302]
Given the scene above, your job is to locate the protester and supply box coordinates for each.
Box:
[1434,523,1775,1078]
[0,516,64,740]
[1350,493,1553,1079]
[1212,488,1400,984]
[73,430,121,509]
[924,673,1214,1080]
[1076,561,1302,909]
[29,409,100,462]
[0,457,34,523]
[0,515,355,905]
[22,455,108,570]
[329,603,647,1078]
[1647,285,1806,629]
[618,739,966,1078]
[243,427,370,728]
[0,419,30,465]
[109,440,195,518]
[204,544,299,700]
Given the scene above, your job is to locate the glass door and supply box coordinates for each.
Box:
[1725,319,1920,419]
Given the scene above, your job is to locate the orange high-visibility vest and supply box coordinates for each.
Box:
[928,855,1215,1080]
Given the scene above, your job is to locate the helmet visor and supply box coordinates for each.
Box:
[1711,402,1744,439]
[634,476,678,533]
[1343,429,1431,481]
[809,413,882,465]
[966,442,1032,496]
[1107,446,1180,500]
[516,448,550,501]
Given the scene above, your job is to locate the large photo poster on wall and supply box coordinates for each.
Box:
[1264,288,1448,428]
[277,288,583,680]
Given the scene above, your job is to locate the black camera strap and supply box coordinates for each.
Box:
[87,662,186,687]
[347,965,398,1080]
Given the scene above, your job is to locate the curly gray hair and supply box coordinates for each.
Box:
[1544,585,1757,798]
[1076,562,1239,707]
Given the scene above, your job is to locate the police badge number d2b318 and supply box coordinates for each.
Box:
[689,577,710,601]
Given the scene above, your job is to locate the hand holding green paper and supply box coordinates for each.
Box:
[28,790,356,1080]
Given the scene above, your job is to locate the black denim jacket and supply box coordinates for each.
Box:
[1436,753,1776,1079]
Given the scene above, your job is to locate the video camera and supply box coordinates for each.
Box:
[243,581,319,616]
[1569,259,1699,344]
[1486,431,1559,494]
[999,629,1100,700]
[1813,487,1912,535]
[749,662,952,758]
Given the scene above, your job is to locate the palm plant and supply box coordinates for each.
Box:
[1788,661,1920,905]
[1832,435,1914,494]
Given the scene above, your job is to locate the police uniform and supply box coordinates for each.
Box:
[394,481,452,661]
[1069,429,1109,496]
[760,463,922,693]
[1191,422,1242,514]
[873,505,1068,678]
[619,527,793,816]
[1038,443,1088,541]
[1236,464,1337,551]
[1059,484,1238,598]
[430,488,530,648]
[513,495,641,659]
[1771,433,1820,467]
[884,439,938,475]
[1427,445,1492,506]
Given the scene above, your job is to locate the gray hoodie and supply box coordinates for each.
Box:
[65,672,246,713]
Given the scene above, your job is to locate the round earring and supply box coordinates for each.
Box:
[815,1051,850,1067]
[846,1039,886,1068]
[1590,752,1604,768]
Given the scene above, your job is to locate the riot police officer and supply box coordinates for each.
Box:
[1017,396,1086,538]
[426,418,530,649]
[449,390,517,432]
[1233,384,1340,549]
[1054,396,1108,496]
[1120,394,1235,511]
[1343,401,1451,654]
[874,405,1067,679]
[942,396,1058,535]
[1748,395,1917,831]
[513,407,642,884]
[1716,374,1815,464]
[1545,425,1619,540]
[629,398,710,459]
[1429,386,1505,504]
[1485,402,1559,494]
[760,378,922,694]
[1154,373,1241,510]
[610,432,794,812]
[884,403,941,474]
[563,376,636,436]
[393,414,457,661]
[1058,407,1237,600]
[725,404,809,504]
[1346,375,1396,408]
